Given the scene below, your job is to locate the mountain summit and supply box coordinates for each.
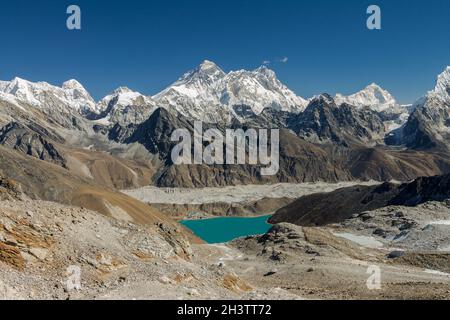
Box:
[335,83,398,112]
[152,61,229,123]
[392,66,450,150]
[335,83,409,132]
[153,60,308,122]
[433,66,450,100]
[218,65,308,115]
[94,87,156,126]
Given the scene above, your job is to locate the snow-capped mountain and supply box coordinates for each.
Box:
[93,87,157,126]
[422,66,450,108]
[335,83,397,112]
[97,87,154,112]
[218,66,308,114]
[335,83,410,132]
[153,60,230,123]
[411,67,450,111]
[0,77,98,115]
[392,67,450,149]
[153,60,308,123]
[434,66,450,99]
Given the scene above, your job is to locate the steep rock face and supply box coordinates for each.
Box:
[107,123,138,143]
[235,108,294,129]
[435,67,450,98]
[390,67,450,150]
[0,122,66,167]
[399,104,450,149]
[270,174,450,226]
[124,108,194,161]
[290,95,386,146]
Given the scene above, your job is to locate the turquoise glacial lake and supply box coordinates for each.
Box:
[180,215,273,244]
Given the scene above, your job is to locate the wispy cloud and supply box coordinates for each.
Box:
[262,57,288,65]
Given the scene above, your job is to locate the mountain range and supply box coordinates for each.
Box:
[0,60,419,128]
[0,61,449,192]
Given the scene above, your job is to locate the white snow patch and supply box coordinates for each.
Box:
[0,92,26,111]
[428,220,450,226]
[438,245,450,252]
[424,269,450,277]
[334,232,384,248]
[93,116,112,126]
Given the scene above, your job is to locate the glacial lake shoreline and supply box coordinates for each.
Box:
[180,215,273,244]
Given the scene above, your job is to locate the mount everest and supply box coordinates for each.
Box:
[153,60,308,123]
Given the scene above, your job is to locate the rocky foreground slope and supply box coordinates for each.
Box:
[231,201,450,300]
[0,199,221,299]
[3,194,450,299]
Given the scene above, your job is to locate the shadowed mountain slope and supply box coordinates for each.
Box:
[270,174,450,226]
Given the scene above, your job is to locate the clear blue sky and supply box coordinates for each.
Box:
[0,0,449,104]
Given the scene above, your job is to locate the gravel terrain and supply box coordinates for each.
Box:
[0,200,298,300]
[2,188,450,300]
